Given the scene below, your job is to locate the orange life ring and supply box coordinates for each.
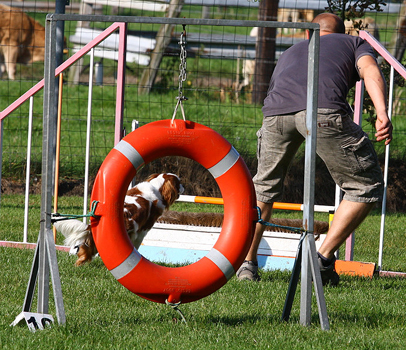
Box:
[90,119,257,304]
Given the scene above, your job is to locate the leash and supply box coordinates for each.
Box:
[50,200,99,223]
[256,206,312,235]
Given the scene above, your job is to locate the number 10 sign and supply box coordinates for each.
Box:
[11,312,54,332]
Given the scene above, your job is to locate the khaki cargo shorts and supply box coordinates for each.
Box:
[253,109,384,204]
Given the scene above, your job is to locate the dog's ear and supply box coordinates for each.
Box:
[145,173,159,182]
[161,175,181,207]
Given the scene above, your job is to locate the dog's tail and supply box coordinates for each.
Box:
[53,219,91,247]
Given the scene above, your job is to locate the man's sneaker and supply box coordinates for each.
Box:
[318,255,340,286]
[236,261,261,281]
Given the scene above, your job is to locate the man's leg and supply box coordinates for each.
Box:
[238,113,303,281]
[302,110,383,285]
[236,201,273,281]
[318,199,375,259]
[317,199,375,285]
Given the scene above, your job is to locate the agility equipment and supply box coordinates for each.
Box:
[90,119,257,304]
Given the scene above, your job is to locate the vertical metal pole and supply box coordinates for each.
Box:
[95,61,104,86]
[114,22,127,145]
[46,226,66,325]
[353,80,365,124]
[53,0,66,189]
[83,48,95,221]
[300,25,319,327]
[0,119,3,206]
[23,97,34,243]
[300,26,329,330]
[378,66,394,270]
[38,16,58,314]
[344,80,365,261]
[334,185,341,259]
[36,16,66,325]
[55,0,66,101]
[55,0,66,69]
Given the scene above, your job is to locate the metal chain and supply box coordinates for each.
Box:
[177,25,187,101]
[165,299,187,324]
[172,25,188,122]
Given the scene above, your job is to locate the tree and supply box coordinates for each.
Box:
[326,0,386,22]
[252,0,279,105]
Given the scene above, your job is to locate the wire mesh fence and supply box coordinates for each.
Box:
[1,0,406,205]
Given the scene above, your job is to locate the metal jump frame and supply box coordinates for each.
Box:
[11,13,325,329]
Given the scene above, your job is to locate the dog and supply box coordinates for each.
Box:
[53,173,184,266]
[0,4,46,80]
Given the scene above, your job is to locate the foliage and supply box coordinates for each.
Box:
[325,0,399,132]
[326,0,387,21]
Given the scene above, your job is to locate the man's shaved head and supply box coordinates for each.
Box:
[312,13,345,34]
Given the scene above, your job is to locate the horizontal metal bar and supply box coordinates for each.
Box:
[46,13,320,30]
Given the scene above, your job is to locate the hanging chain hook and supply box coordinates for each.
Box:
[171,24,188,123]
[165,299,187,324]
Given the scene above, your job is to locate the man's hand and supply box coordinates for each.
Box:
[375,112,393,145]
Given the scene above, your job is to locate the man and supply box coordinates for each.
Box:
[237,13,393,285]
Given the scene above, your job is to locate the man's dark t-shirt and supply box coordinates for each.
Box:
[261,33,376,117]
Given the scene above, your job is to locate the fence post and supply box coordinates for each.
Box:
[13,16,66,327]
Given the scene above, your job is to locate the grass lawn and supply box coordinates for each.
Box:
[1,194,406,349]
[1,246,406,349]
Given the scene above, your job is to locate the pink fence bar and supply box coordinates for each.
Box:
[345,31,406,262]
[0,22,123,120]
[359,30,406,80]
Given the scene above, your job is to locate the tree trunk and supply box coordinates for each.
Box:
[252,0,279,105]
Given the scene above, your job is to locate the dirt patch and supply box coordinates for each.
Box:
[1,156,405,212]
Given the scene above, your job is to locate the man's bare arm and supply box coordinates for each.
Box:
[357,55,393,145]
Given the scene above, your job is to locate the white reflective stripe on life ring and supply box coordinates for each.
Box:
[208,146,239,178]
[206,248,235,280]
[114,140,144,170]
[110,248,142,280]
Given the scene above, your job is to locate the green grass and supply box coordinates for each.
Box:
[2,253,406,350]
[1,216,406,348]
[1,194,405,271]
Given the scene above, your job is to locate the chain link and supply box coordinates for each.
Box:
[172,25,188,122]
[177,26,187,101]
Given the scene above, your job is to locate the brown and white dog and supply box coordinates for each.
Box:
[53,173,184,266]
